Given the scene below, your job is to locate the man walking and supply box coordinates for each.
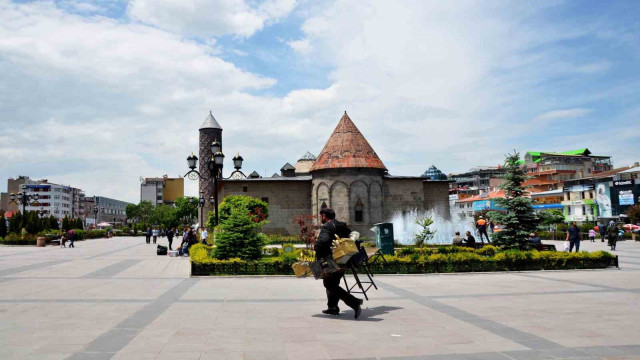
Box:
[167,228,174,250]
[566,222,581,252]
[315,208,363,319]
[145,227,151,244]
[599,222,607,242]
[476,216,490,243]
[152,227,158,244]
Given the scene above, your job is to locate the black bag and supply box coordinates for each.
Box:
[157,245,168,256]
[310,255,340,280]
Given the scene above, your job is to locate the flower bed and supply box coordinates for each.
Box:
[190,244,617,276]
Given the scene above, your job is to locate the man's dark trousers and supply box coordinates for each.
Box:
[323,271,359,310]
[569,239,580,252]
[478,229,490,243]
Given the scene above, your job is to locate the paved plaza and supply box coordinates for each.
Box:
[1,237,640,360]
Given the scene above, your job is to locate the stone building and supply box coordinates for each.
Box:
[200,112,451,235]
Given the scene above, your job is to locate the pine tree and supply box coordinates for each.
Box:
[0,213,7,238]
[49,215,59,230]
[26,211,40,234]
[9,212,20,234]
[489,151,539,249]
[62,216,70,232]
[214,209,264,261]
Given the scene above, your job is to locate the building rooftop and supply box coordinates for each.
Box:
[225,175,312,182]
[199,111,222,130]
[310,112,387,172]
[298,151,317,161]
[280,162,296,171]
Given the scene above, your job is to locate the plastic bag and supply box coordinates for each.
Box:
[563,241,570,252]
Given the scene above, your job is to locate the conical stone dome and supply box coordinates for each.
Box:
[310,112,386,172]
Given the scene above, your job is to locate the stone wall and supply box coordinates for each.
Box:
[423,180,452,219]
[382,178,425,220]
[311,168,385,236]
[220,179,312,235]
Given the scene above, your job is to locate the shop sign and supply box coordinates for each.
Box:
[563,184,594,192]
[614,180,633,187]
[561,200,584,206]
[619,190,635,205]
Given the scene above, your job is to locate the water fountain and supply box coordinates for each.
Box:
[388,208,475,245]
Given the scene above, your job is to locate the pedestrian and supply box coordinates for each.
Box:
[201,228,208,245]
[476,216,490,243]
[60,231,67,248]
[167,228,174,250]
[599,222,607,242]
[180,228,197,256]
[566,222,581,252]
[145,227,151,244]
[588,228,596,242]
[489,220,495,234]
[315,208,363,319]
[152,227,158,244]
[464,231,476,246]
[452,231,464,245]
[607,221,618,251]
[67,229,75,248]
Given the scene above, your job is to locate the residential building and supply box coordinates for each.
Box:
[561,165,637,223]
[86,196,132,227]
[1,176,37,214]
[140,176,184,206]
[524,148,613,192]
[449,166,506,195]
[19,181,82,220]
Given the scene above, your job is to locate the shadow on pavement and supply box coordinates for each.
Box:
[312,305,403,322]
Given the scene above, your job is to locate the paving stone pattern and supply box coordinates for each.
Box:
[1,237,639,359]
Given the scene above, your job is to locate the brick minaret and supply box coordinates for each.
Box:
[199,111,222,226]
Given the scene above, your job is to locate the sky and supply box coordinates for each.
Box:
[0,0,639,204]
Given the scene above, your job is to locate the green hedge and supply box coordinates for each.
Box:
[0,233,37,245]
[191,244,616,276]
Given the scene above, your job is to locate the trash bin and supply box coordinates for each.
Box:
[372,222,395,255]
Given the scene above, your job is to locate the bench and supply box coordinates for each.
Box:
[531,243,557,251]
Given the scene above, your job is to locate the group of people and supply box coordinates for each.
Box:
[450,216,497,246]
[146,226,209,256]
[58,229,76,248]
[566,221,626,252]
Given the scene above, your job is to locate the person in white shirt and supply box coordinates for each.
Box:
[201,228,208,245]
[152,228,158,244]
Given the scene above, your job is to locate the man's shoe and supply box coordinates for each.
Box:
[354,304,362,319]
[322,307,340,315]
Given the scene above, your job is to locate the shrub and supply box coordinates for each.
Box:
[121,226,130,234]
[0,233,36,245]
[214,208,265,261]
[476,245,498,257]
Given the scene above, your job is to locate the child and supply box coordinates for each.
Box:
[588,229,596,242]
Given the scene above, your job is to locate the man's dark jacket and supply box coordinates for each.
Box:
[315,220,351,259]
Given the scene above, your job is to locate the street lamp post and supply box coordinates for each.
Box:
[37,207,49,218]
[198,192,205,228]
[185,140,245,227]
[93,207,98,228]
[9,191,39,215]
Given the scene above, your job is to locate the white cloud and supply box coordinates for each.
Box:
[127,0,297,38]
[287,38,311,54]
[534,108,592,122]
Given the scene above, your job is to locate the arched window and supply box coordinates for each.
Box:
[354,199,364,223]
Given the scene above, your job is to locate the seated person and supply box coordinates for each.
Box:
[528,232,541,244]
[464,231,476,245]
[452,231,464,245]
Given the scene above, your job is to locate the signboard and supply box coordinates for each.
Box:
[614,180,633,187]
[619,190,635,205]
[595,182,612,218]
[561,200,584,206]
[472,200,505,211]
[564,184,594,192]
[532,204,563,210]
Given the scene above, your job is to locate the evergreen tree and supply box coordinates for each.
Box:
[9,212,20,234]
[49,215,59,230]
[488,151,539,249]
[62,216,70,232]
[214,209,264,261]
[19,211,27,231]
[0,213,7,238]
[26,211,40,234]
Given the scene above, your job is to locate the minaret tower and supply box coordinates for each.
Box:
[199,111,222,225]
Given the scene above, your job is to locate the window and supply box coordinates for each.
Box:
[242,186,248,192]
[354,199,364,223]
[261,197,269,203]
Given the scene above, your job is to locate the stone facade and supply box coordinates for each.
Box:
[202,111,451,236]
[198,112,222,226]
[221,178,312,235]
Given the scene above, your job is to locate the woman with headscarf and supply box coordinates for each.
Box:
[607,221,618,251]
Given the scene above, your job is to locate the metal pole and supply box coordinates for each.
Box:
[22,193,26,215]
[214,173,219,226]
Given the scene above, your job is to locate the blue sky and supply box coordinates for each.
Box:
[0,0,639,202]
